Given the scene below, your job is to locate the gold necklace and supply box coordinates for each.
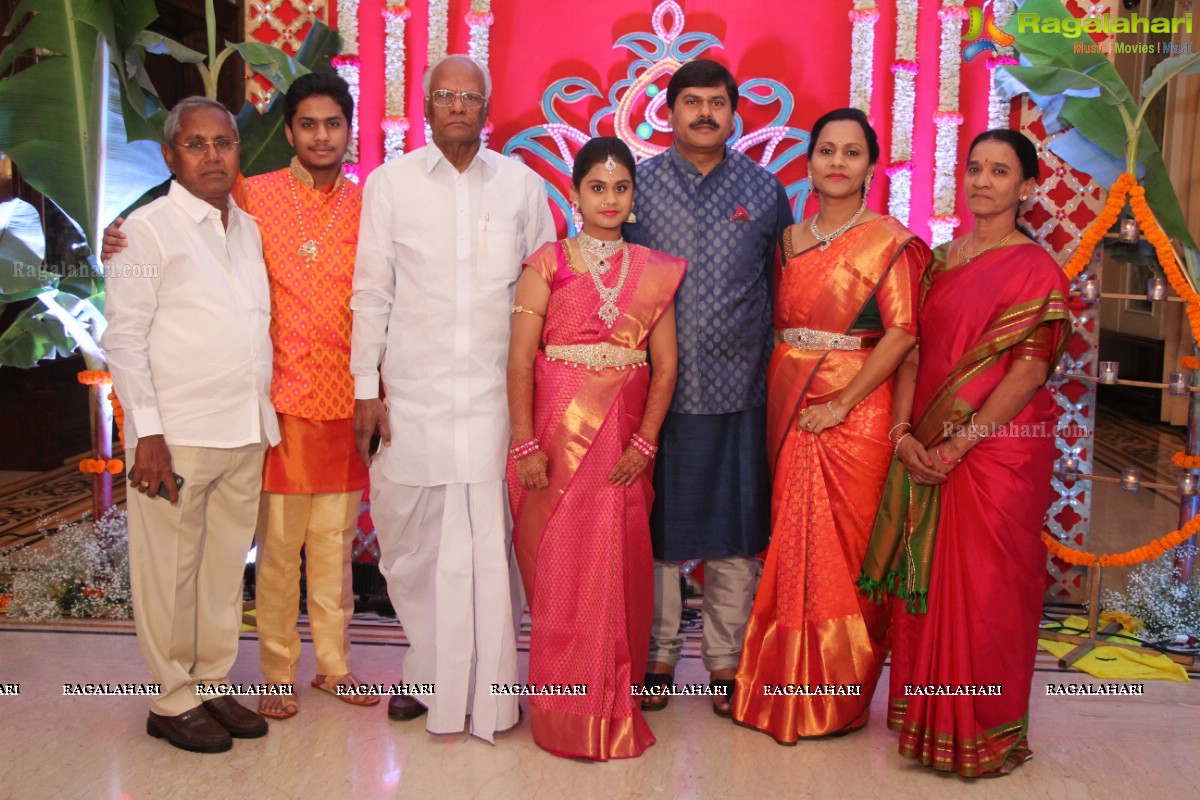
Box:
[960,229,1017,264]
[290,174,346,263]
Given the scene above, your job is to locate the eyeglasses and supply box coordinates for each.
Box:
[429,90,485,109]
[175,137,240,155]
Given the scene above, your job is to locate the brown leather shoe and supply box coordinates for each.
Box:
[202,695,269,738]
[387,694,428,721]
[147,707,232,753]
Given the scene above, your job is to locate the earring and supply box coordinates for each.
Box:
[863,172,874,196]
[571,202,583,232]
[627,207,638,224]
[1020,195,1028,201]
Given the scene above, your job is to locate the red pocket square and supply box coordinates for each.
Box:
[731,205,751,221]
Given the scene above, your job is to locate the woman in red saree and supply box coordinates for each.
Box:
[733,109,929,743]
[859,129,1070,777]
[505,137,684,760]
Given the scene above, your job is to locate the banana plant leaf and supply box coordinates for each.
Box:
[0,198,51,304]
[1001,0,1196,250]
[0,0,170,252]
[0,285,105,368]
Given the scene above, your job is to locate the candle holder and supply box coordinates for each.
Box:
[1119,217,1139,243]
[1168,371,1189,396]
[1098,361,1119,384]
[1178,472,1199,496]
[1120,468,1140,492]
[1056,456,1080,482]
[1147,276,1167,301]
[1080,278,1100,303]
[1052,357,1069,382]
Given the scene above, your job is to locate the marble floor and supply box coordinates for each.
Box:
[0,626,1197,800]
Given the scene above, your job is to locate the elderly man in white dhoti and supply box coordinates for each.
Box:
[350,54,554,742]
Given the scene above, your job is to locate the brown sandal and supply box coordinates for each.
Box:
[258,690,299,719]
[311,674,381,707]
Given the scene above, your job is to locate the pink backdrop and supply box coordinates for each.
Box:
[349,0,996,241]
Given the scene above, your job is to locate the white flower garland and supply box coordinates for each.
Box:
[929,0,967,246]
[467,0,493,146]
[848,1,879,113]
[424,0,450,144]
[887,0,919,225]
[335,0,361,176]
[987,0,1018,129]
[383,1,411,161]
[428,0,449,65]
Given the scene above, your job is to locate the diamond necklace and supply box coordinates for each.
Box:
[290,173,346,262]
[810,201,867,251]
[577,232,630,327]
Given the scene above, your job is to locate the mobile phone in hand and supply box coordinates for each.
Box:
[129,470,185,500]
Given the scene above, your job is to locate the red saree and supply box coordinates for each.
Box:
[507,240,684,760]
[860,243,1070,776]
[732,217,929,742]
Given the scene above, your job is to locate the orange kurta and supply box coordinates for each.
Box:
[235,160,366,494]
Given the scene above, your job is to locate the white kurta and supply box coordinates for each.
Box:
[351,145,554,740]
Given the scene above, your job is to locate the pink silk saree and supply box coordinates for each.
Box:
[508,240,684,760]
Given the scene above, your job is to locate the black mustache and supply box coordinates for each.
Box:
[691,119,718,129]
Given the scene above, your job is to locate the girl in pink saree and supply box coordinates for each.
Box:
[506,137,684,760]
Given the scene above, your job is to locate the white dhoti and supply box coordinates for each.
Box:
[370,464,522,742]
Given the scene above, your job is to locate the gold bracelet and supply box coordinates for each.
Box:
[512,305,544,318]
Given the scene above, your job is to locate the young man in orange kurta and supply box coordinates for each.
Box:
[234,74,374,718]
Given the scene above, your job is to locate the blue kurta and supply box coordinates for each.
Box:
[627,145,791,559]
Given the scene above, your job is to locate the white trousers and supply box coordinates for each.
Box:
[127,442,265,715]
[370,467,521,742]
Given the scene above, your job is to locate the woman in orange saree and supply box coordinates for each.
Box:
[505,137,684,760]
[733,109,929,743]
[859,130,1070,777]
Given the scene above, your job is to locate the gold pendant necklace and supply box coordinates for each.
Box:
[290,173,346,263]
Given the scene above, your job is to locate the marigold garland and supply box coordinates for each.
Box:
[79,458,123,475]
[1042,514,1200,568]
[76,371,112,386]
[108,390,125,449]
[1062,172,1200,568]
[1172,451,1200,470]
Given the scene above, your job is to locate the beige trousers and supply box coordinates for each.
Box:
[650,556,759,673]
[255,490,360,684]
[126,442,265,716]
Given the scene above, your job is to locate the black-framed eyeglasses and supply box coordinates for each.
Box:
[429,90,485,109]
[176,137,240,155]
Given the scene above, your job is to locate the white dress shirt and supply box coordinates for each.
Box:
[103,181,280,448]
[351,145,554,486]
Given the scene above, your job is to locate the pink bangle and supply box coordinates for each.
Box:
[630,433,658,458]
[510,439,540,460]
[934,446,961,466]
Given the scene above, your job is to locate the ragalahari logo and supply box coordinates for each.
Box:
[962,6,1016,63]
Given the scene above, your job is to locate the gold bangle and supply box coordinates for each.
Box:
[512,305,544,317]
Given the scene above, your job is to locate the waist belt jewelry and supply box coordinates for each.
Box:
[543,343,647,371]
[781,327,878,351]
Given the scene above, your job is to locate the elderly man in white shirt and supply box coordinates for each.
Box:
[351,54,554,742]
[103,97,280,754]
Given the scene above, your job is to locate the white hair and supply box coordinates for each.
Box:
[422,54,493,99]
[163,96,238,142]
